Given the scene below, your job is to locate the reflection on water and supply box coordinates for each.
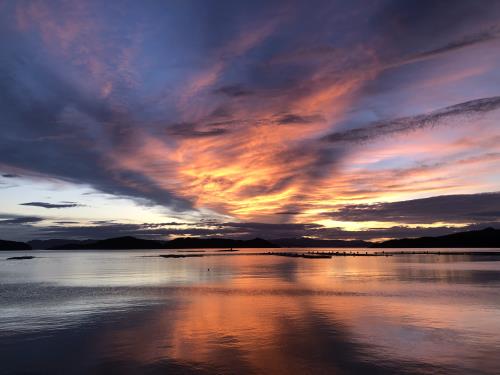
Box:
[1,249,500,374]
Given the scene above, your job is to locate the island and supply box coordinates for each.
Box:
[0,239,32,251]
[46,236,279,250]
[373,227,500,248]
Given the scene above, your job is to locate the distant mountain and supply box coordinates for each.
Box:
[47,236,279,250]
[48,236,165,250]
[0,239,32,251]
[163,237,278,249]
[29,239,95,250]
[273,237,371,248]
[373,227,500,248]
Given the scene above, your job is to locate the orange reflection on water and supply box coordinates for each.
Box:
[91,255,500,374]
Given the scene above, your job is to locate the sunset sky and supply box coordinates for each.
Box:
[1,0,500,241]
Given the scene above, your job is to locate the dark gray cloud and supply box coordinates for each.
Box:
[0,219,324,241]
[275,113,324,125]
[412,26,500,61]
[166,122,229,138]
[2,173,18,178]
[20,201,82,209]
[310,222,500,241]
[0,215,44,225]
[324,96,500,144]
[0,15,192,211]
[213,84,254,97]
[327,192,500,224]
[275,211,302,215]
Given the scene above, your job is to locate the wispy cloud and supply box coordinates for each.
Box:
[0,215,44,225]
[410,25,500,61]
[213,84,254,97]
[20,201,83,209]
[324,97,500,144]
[327,192,500,224]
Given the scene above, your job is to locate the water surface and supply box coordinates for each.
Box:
[1,248,500,374]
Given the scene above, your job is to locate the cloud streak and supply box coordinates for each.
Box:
[324,96,500,144]
[20,201,83,209]
[327,192,500,224]
[0,215,44,225]
[411,25,500,61]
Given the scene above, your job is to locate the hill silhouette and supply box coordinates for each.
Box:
[164,237,278,249]
[373,227,500,248]
[0,239,32,251]
[49,236,165,250]
[47,236,279,250]
[29,239,96,249]
[5,228,500,250]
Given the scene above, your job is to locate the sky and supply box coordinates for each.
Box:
[1,0,500,241]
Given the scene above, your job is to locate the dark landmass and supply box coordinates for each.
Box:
[47,236,279,250]
[217,248,239,252]
[273,238,372,248]
[0,239,32,251]
[165,237,278,249]
[5,227,500,251]
[6,256,35,260]
[49,236,165,250]
[29,239,95,249]
[373,227,500,248]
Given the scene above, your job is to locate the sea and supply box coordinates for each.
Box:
[1,248,499,374]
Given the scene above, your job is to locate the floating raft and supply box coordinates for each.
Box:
[266,252,333,259]
[374,250,500,256]
[157,250,500,260]
[265,251,389,259]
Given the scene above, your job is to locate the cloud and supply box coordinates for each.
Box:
[0,219,324,241]
[324,96,500,144]
[166,122,229,138]
[3,217,499,242]
[2,174,18,178]
[0,215,44,225]
[327,192,500,224]
[20,201,83,209]
[275,113,324,125]
[411,25,500,61]
[275,211,302,215]
[310,223,500,241]
[213,84,254,97]
[2,1,500,226]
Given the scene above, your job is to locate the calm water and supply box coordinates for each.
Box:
[1,248,500,374]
